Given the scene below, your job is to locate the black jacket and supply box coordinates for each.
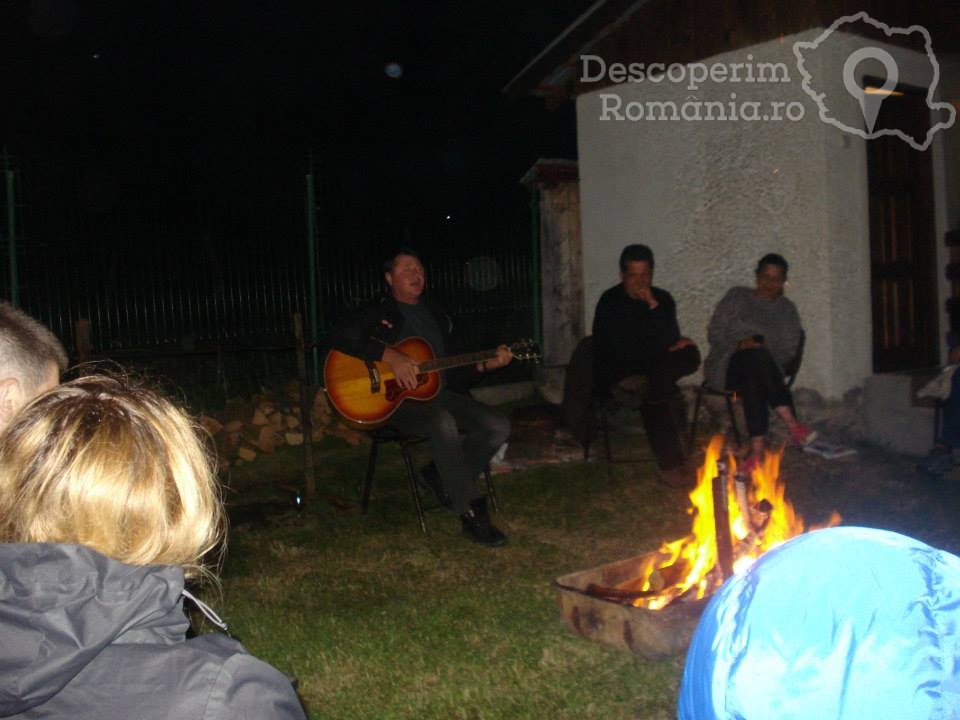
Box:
[328,295,478,390]
[592,284,682,389]
[328,295,452,362]
[0,543,306,719]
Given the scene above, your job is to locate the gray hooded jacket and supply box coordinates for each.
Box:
[0,543,306,719]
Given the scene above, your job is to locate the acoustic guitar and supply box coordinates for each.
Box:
[324,337,540,426]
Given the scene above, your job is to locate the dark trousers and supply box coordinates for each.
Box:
[388,390,510,515]
[611,345,701,470]
[646,345,702,400]
[725,348,792,437]
[940,370,960,447]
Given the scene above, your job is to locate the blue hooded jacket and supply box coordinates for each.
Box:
[679,526,960,720]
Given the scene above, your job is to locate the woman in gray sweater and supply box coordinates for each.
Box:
[703,254,815,472]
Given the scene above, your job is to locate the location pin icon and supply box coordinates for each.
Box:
[843,47,899,134]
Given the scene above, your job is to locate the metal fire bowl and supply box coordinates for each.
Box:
[554,552,707,660]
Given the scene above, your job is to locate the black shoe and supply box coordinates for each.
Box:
[460,497,507,547]
[418,461,452,508]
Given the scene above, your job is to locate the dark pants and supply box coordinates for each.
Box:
[388,390,510,515]
[939,370,960,447]
[611,345,701,470]
[725,348,792,437]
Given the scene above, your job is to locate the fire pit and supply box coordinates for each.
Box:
[555,436,841,659]
[555,555,706,659]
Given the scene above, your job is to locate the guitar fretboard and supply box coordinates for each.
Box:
[418,349,499,373]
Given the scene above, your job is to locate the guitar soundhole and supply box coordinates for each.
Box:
[384,380,400,401]
[384,375,429,402]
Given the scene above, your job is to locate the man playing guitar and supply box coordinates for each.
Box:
[328,248,512,546]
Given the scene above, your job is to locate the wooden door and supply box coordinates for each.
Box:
[868,80,938,372]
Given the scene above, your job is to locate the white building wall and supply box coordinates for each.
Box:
[576,29,956,399]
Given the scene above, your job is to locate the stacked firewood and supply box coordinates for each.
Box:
[198,381,364,469]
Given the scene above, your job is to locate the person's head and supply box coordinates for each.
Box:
[0,303,67,431]
[619,244,655,300]
[678,527,960,719]
[383,247,425,304]
[754,253,788,300]
[0,375,223,580]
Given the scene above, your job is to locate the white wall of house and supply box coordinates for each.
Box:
[575,28,957,399]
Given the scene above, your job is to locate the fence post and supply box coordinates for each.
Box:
[304,171,320,387]
[529,187,542,350]
[75,318,91,369]
[293,312,316,502]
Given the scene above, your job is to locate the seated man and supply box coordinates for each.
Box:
[0,302,67,429]
[329,248,512,546]
[592,244,700,472]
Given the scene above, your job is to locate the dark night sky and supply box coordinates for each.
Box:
[0,1,588,255]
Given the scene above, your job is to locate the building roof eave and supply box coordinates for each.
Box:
[503,0,654,100]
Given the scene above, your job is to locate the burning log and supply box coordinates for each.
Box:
[752,498,773,532]
[583,561,692,605]
[712,460,734,580]
[647,562,687,592]
[734,471,751,530]
[560,437,843,624]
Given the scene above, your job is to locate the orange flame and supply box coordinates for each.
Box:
[621,435,840,610]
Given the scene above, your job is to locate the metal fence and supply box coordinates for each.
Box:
[0,157,536,371]
[316,243,536,353]
[0,234,534,360]
[0,239,302,356]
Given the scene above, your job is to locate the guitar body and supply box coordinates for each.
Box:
[324,337,442,427]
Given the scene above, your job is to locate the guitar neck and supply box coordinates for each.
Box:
[418,348,499,373]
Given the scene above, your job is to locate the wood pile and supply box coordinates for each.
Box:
[199,381,365,469]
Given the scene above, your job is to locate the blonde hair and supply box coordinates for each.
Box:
[0,375,223,579]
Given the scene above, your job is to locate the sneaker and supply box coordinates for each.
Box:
[790,423,817,447]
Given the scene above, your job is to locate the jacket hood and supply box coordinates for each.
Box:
[0,543,187,715]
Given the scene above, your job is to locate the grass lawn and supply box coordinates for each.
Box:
[210,426,705,720]
[187,396,960,719]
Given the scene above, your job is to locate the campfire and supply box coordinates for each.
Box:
[555,435,841,658]
[590,435,842,611]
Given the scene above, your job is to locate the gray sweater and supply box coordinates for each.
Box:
[703,286,803,389]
